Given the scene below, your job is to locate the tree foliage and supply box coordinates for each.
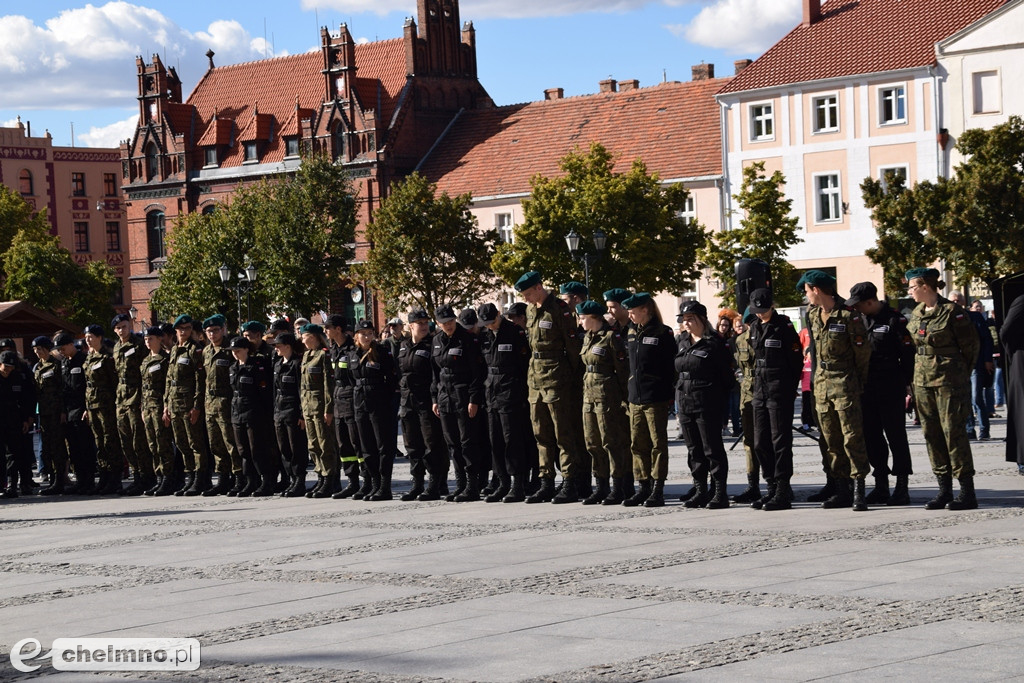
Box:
[0,184,52,284]
[491,143,706,297]
[699,162,803,308]
[150,153,357,326]
[352,172,498,315]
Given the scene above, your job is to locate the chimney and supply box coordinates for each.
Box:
[599,78,617,93]
[691,63,714,81]
[619,79,639,91]
[544,87,564,100]
[734,59,753,75]
[803,0,821,26]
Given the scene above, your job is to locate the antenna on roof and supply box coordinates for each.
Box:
[663,68,667,83]
[264,18,268,58]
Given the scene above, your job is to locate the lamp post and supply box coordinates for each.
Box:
[564,228,607,298]
[219,262,257,326]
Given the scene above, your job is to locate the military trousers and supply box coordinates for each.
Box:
[740,399,758,476]
[582,401,630,479]
[487,407,527,481]
[680,407,728,482]
[206,397,240,475]
[569,380,590,478]
[814,390,870,480]
[168,409,206,473]
[63,418,95,482]
[861,381,913,477]
[438,408,479,482]
[333,410,361,478]
[914,383,975,479]
[752,391,796,481]
[530,398,577,480]
[233,419,274,481]
[117,402,154,477]
[304,413,338,478]
[88,404,123,474]
[142,406,174,477]
[1,417,31,489]
[275,419,308,480]
[354,408,393,479]
[629,401,670,481]
[39,412,68,476]
[402,407,447,481]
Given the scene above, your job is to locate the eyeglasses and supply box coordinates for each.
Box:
[907,284,922,291]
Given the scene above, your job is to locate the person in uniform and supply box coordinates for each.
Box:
[229,336,275,496]
[846,281,915,506]
[241,321,273,357]
[622,293,676,507]
[603,288,632,333]
[730,311,762,504]
[906,268,980,510]
[324,316,363,499]
[31,336,68,495]
[459,307,494,496]
[478,302,531,502]
[271,332,309,497]
[397,309,449,501]
[201,315,241,495]
[55,332,95,495]
[431,304,486,502]
[746,289,803,511]
[559,281,591,499]
[674,300,734,509]
[140,326,176,496]
[82,324,124,495]
[515,272,584,504]
[799,270,872,511]
[577,300,631,505]
[0,351,35,498]
[242,320,287,489]
[505,301,539,487]
[506,302,528,330]
[111,313,154,496]
[300,323,338,498]
[350,320,398,500]
[164,315,207,496]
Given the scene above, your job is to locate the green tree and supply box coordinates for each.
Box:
[0,184,52,284]
[353,172,498,315]
[699,162,803,308]
[491,143,706,296]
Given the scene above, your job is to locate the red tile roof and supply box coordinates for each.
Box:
[719,0,1007,95]
[196,115,234,147]
[419,78,729,198]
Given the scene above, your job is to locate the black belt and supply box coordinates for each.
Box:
[488,367,504,375]
[532,351,559,359]
[585,364,610,374]
[355,378,383,386]
[818,361,848,371]
[917,347,956,357]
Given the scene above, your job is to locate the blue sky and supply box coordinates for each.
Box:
[0,0,803,148]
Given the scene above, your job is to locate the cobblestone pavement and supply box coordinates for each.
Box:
[2,416,1023,681]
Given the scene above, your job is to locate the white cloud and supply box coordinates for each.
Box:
[304,0,680,19]
[1,117,21,128]
[0,2,288,111]
[676,0,800,54]
[78,113,139,148]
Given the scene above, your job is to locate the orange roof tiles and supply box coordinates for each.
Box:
[196,116,234,147]
[420,78,728,198]
[720,0,1007,95]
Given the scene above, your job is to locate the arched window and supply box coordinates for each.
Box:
[147,211,166,262]
[333,124,346,161]
[201,204,217,215]
[18,169,32,196]
[146,143,159,180]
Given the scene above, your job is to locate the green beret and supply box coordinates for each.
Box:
[576,301,605,317]
[202,314,226,329]
[796,270,836,292]
[559,281,588,297]
[622,292,652,309]
[173,314,194,329]
[603,288,631,304]
[905,267,940,282]
[300,323,324,336]
[240,320,266,333]
[514,271,542,292]
[742,307,756,324]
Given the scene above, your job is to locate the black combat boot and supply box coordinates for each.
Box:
[946,476,978,510]
[684,478,711,508]
[482,473,500,496]
[864,474,889,504]
[751,478,776,510]
[370,475,394,501]
[526,477,556,503]
[418,475,443,501]
[821,479,853,509]
[446,472,467,502]
[763,478,792,511]
[153,474,177,496]
[123,471,146,496]
[852,477,868,511]
[140,474,159,496]
[577,475,593,500]
[706,477,730,509]
[552,476,579,504]
[334,474,360,499]
[807,474,836,503]
[887,474,910,506]
[239,464,260,497]
[732,472,761,504]
[678,478,699,503]
[485,477,511,503]
[643,479,666,508]
[305,474,325,499]
[100,470,124,495]
[312,472,337,499]
[204,472,234,497]
[583,477,610,505]
[624,479,652,507]
[925,474,954,510]
[185,470,210,496]
[502,477,526,503]
[402,475,425,501]
[363,473,382,501]
[40,473,69,496]
[455,476,480,502]
[353,471,374,500]
[284,475,306,498]
[602,477,626,506]
[73,472,97,496]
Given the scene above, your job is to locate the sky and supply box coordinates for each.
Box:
[0,0,805,148]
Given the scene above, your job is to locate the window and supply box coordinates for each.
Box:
[285,137,299,157]
[201,204,218,215]
[750,102,774,140]
[105,222,120,252]
[18,169,32,196]
[814,174,842,223]
[496,213,514,244]
[146,144,159,179]
[147,211,166,262]
[679,195,696,225]
[72,172,86,197]
[111,287,124,306]
[73,222,89,252]
[333,126,346,161]
[103,173,117,196]
[973,71,1000,114]
[878,165,908,193]
[244,141,258,162]
[880,86,906,124]
[813,95,839,132]
[204,147,218,167]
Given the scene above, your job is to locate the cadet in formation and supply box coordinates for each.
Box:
[165,315,206,496]
[0,351,34,498]
[350,320,398,500]
[324,315,362,498]
[300,324,338,498]
[83,324,124,495]
[31,336,68,495]
[112,313,155,496]
[141,326,176,496]
[229,336,276,496]
[202,315,241,496]
[730,311,762,505]
[56,332,94,495]
[271,332,309,497]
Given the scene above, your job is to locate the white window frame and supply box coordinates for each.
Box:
[204,147,218,168]
[495,212,515,244]
[749,101,775,141]
[813,172,843,224]
[879,84,907,126]
[811,93,840,133]
[972,70,1001,115]
[877,164,909,193]
[243,141,259,163]
[679,195,696,225]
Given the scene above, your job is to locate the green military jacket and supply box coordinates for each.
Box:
[141,351,169,412]
[525,291,582,403]
[809,302,871,404]
[580,327,628,406]
[113,336,146,406]
[34,355,63,416]
[203,342,234,405]
[300,348,333,416]
[734,328,754,405]
[908,297,979,388]
[84,348,117,410]
[166,341,204,413]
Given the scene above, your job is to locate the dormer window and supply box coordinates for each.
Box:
[244,141,259,162]
[204,147,218,167]
[285,137,299,157]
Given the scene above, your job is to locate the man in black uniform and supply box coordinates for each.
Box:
[324,315,362,498]
[459,307,493,494]
[55,332,95,494]
[0,351,35,498]
[0,340,37,494]
[847,281,915,505]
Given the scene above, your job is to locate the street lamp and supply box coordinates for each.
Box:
[128,306,138,320]
[219,262,257,326]
[564,228,607,298]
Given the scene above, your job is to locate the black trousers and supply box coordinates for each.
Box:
[275,418,308,479]
[63,418,96,482]
[1,420,28,489]
[355,407,395,478]
[752,390,796,481]
[488,407,527,481]
[234,419,274,479]
[401,407,447,480]
[862,381,913,477]
[333,411,361,478]
[521,406,539,480]
[439,409,480,481]
[680,407,728,481]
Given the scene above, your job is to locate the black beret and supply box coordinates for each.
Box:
[84,324,104,337]
[53,332,75,347]
[229,336,252,351]
[269,319,292,333]
[32,335,53,350]
[111,313,132,328]
[144,326,164,337]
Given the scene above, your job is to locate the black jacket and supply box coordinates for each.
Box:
[398,334,436,415]
[480,318,530,412]
[674,334,733,414]
[273,355,302,423]
[60,350,88,421]
[349,342,396,415]
[330,337,356,418]
[749,311,803,397]
[431,324,486,413]
[627,321,676,404]
[231,355,273,424]
[863,304,915,388]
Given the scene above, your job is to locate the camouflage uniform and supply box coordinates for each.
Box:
[580,326,630,480]
[141,349,174,479]
[34,353,68,479]
[733,329,758,481]
[203,342,241,475]
[114,335,154,482]
[301,347,337,478]
[166,340,206,474]
[84,348,123,476]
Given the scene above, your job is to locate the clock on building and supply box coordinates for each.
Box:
[350,286,363,303]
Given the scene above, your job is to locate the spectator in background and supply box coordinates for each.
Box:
[798,326,815,431]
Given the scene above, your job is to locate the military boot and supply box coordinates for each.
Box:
[864,474,889,504]
[305,474,325,499]
[486,477,511,503]
[624,479,652,507]
[751,478,777,510]
[482,473,500,496]
[731,472,761,504]
[334,474,361,499]
[353,471,374,500]
[141,474,160,496]
[99,471,124,495]
[204,472,234,497]
[284,475,307,498]
[643,479,666,508]
[455,476,480,502]
[40,473,69,496]
[364,474,383,501]
[706,477,730,509]
[552,476,580,504]
[577,475,593,500]
[678,478,698,503]
[602,477,626,506]
[684,478,711,508]
[313,473,339,499]
[239,464,260,497]
[402,475,425,501]
[821,479,853,509]
[446,472,467,502]
[763,478,793,511]
[946,476,978,510]
[73,473,97,496]
[525,477,556,503]
[123,471,146,496]
[887,474,911,506]
[502,477,526,503]
[852,477,868,512]
[925,474,954,510]
[418,476,443,501]
[153,475,177,496]
[583,477,610,505]
[185,470,210,496]
[370,475,394,501]
[807,474,836,503]
[226,472,246,497]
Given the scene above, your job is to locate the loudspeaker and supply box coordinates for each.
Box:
[993,271,1024,326]
[735,258,772,314]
